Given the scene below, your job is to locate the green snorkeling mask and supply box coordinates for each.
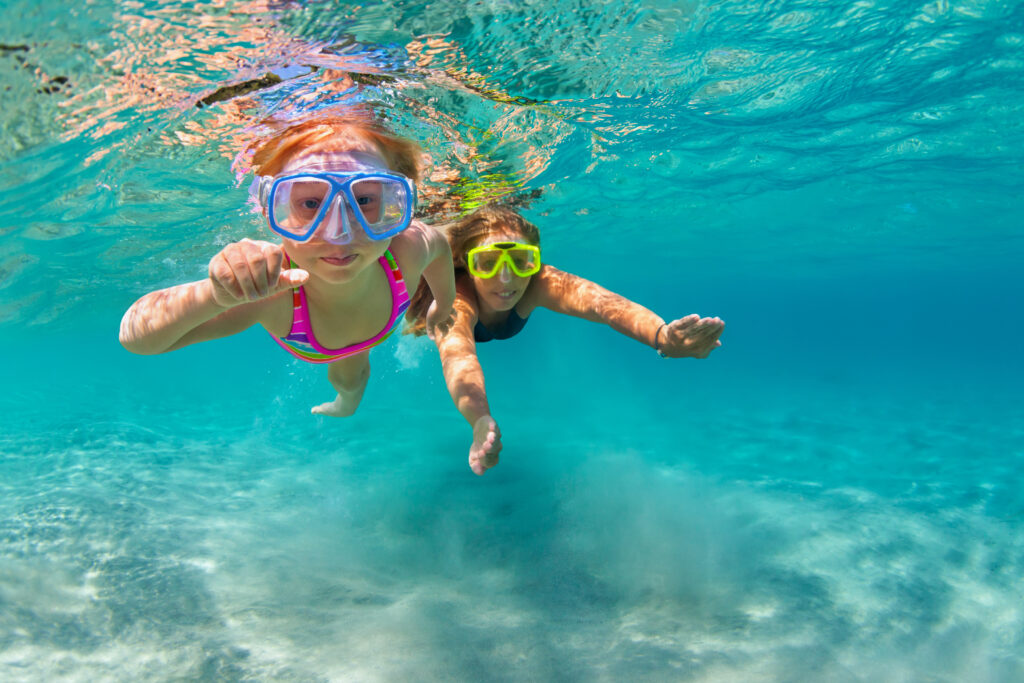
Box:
[466,242,541,278]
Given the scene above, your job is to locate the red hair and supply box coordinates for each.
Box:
[249,115,422,181]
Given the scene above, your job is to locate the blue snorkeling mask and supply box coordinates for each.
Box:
[250,166,416,245]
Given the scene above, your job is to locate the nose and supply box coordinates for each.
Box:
[498,263,513,283]
[313,194,352,244]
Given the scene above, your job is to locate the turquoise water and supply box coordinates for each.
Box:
[2,0,1023,680]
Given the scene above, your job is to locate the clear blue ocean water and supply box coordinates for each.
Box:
[1,0,1022,680]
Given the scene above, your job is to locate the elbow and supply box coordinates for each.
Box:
[118,331,135,353]
[118,332,158,355]
[118,315,143,353]
[120,341,157,356]
[118,311,162,355]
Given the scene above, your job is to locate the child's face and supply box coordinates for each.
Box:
[274,141,395,285]
[467,230,536,312]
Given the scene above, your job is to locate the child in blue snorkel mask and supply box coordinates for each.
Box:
[406,205,724,476]
[120,116,457,416]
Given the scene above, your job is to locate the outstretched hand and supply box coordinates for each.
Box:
[425,299,455,340]
[469,416,502,475]
[658,314,725,358]
[208,238,308,308]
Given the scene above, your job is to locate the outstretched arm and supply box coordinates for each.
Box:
[434,289,502,474]
[532,265,724,358]
[119,239,307,354]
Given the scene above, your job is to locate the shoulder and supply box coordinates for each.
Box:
[386,222,429,279]
[387,222,425,260]
[391,220,445,256]
[523,265,613,317]
[389,220,446,271]
[533,264,569,287]
[523,264,575,307]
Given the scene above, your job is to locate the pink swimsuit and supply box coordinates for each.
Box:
[271,251,411,363]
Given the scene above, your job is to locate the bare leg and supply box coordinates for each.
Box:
[311,353,370,417]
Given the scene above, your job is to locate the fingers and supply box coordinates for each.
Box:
[685,321,723,355]
[209,251,245,303]
[661,314,725,358]
[254,242,283,296]
[702,316,725,331]
[671,316,723,338]
[470,417,502,475]
[426,312,455,340]
[667,315,704,342]
[209,239,294,306]
[434,317,454,337]
[676,313,700,328]
[670,314,719,334]
[469,446,500,475]
[226,248,260,300]
[691,317,724,341]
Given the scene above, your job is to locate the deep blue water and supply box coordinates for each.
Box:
[2,0,1023,680]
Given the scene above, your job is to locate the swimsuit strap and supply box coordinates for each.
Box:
[270,250,411,364]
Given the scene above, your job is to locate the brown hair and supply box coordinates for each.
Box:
[405,204,541,336]
[249,114,421,181]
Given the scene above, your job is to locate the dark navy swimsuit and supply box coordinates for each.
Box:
[473,308,529,342]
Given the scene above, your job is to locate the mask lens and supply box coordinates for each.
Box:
[350,177,409,236]
[508,247,538,275]
[271,177,333,238]
[471,249,503,276]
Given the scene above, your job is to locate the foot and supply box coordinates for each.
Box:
[469,416,502,475]
[311,392,358,417]
[314,358,370,417]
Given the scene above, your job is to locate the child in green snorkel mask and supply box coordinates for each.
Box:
[120,115,456,417]
[406,204,725,476]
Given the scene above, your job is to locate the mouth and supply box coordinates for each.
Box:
[321,254,358,267]
[495,290,519,301]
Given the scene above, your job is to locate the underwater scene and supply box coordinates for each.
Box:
[1,0,1022,680]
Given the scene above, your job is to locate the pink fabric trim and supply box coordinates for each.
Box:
[270,251,411,363]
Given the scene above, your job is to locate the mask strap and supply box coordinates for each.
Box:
[249,176,274,207]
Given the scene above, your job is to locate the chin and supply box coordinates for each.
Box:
[310,262,362,284]
[490,295,521,310]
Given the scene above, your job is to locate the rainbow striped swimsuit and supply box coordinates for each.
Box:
[271,251,410,363]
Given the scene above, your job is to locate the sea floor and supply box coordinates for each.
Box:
[1,330,1022,682]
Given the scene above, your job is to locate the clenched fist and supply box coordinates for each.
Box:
[208,239,309,308]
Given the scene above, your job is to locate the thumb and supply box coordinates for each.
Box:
[276,268,309,289]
